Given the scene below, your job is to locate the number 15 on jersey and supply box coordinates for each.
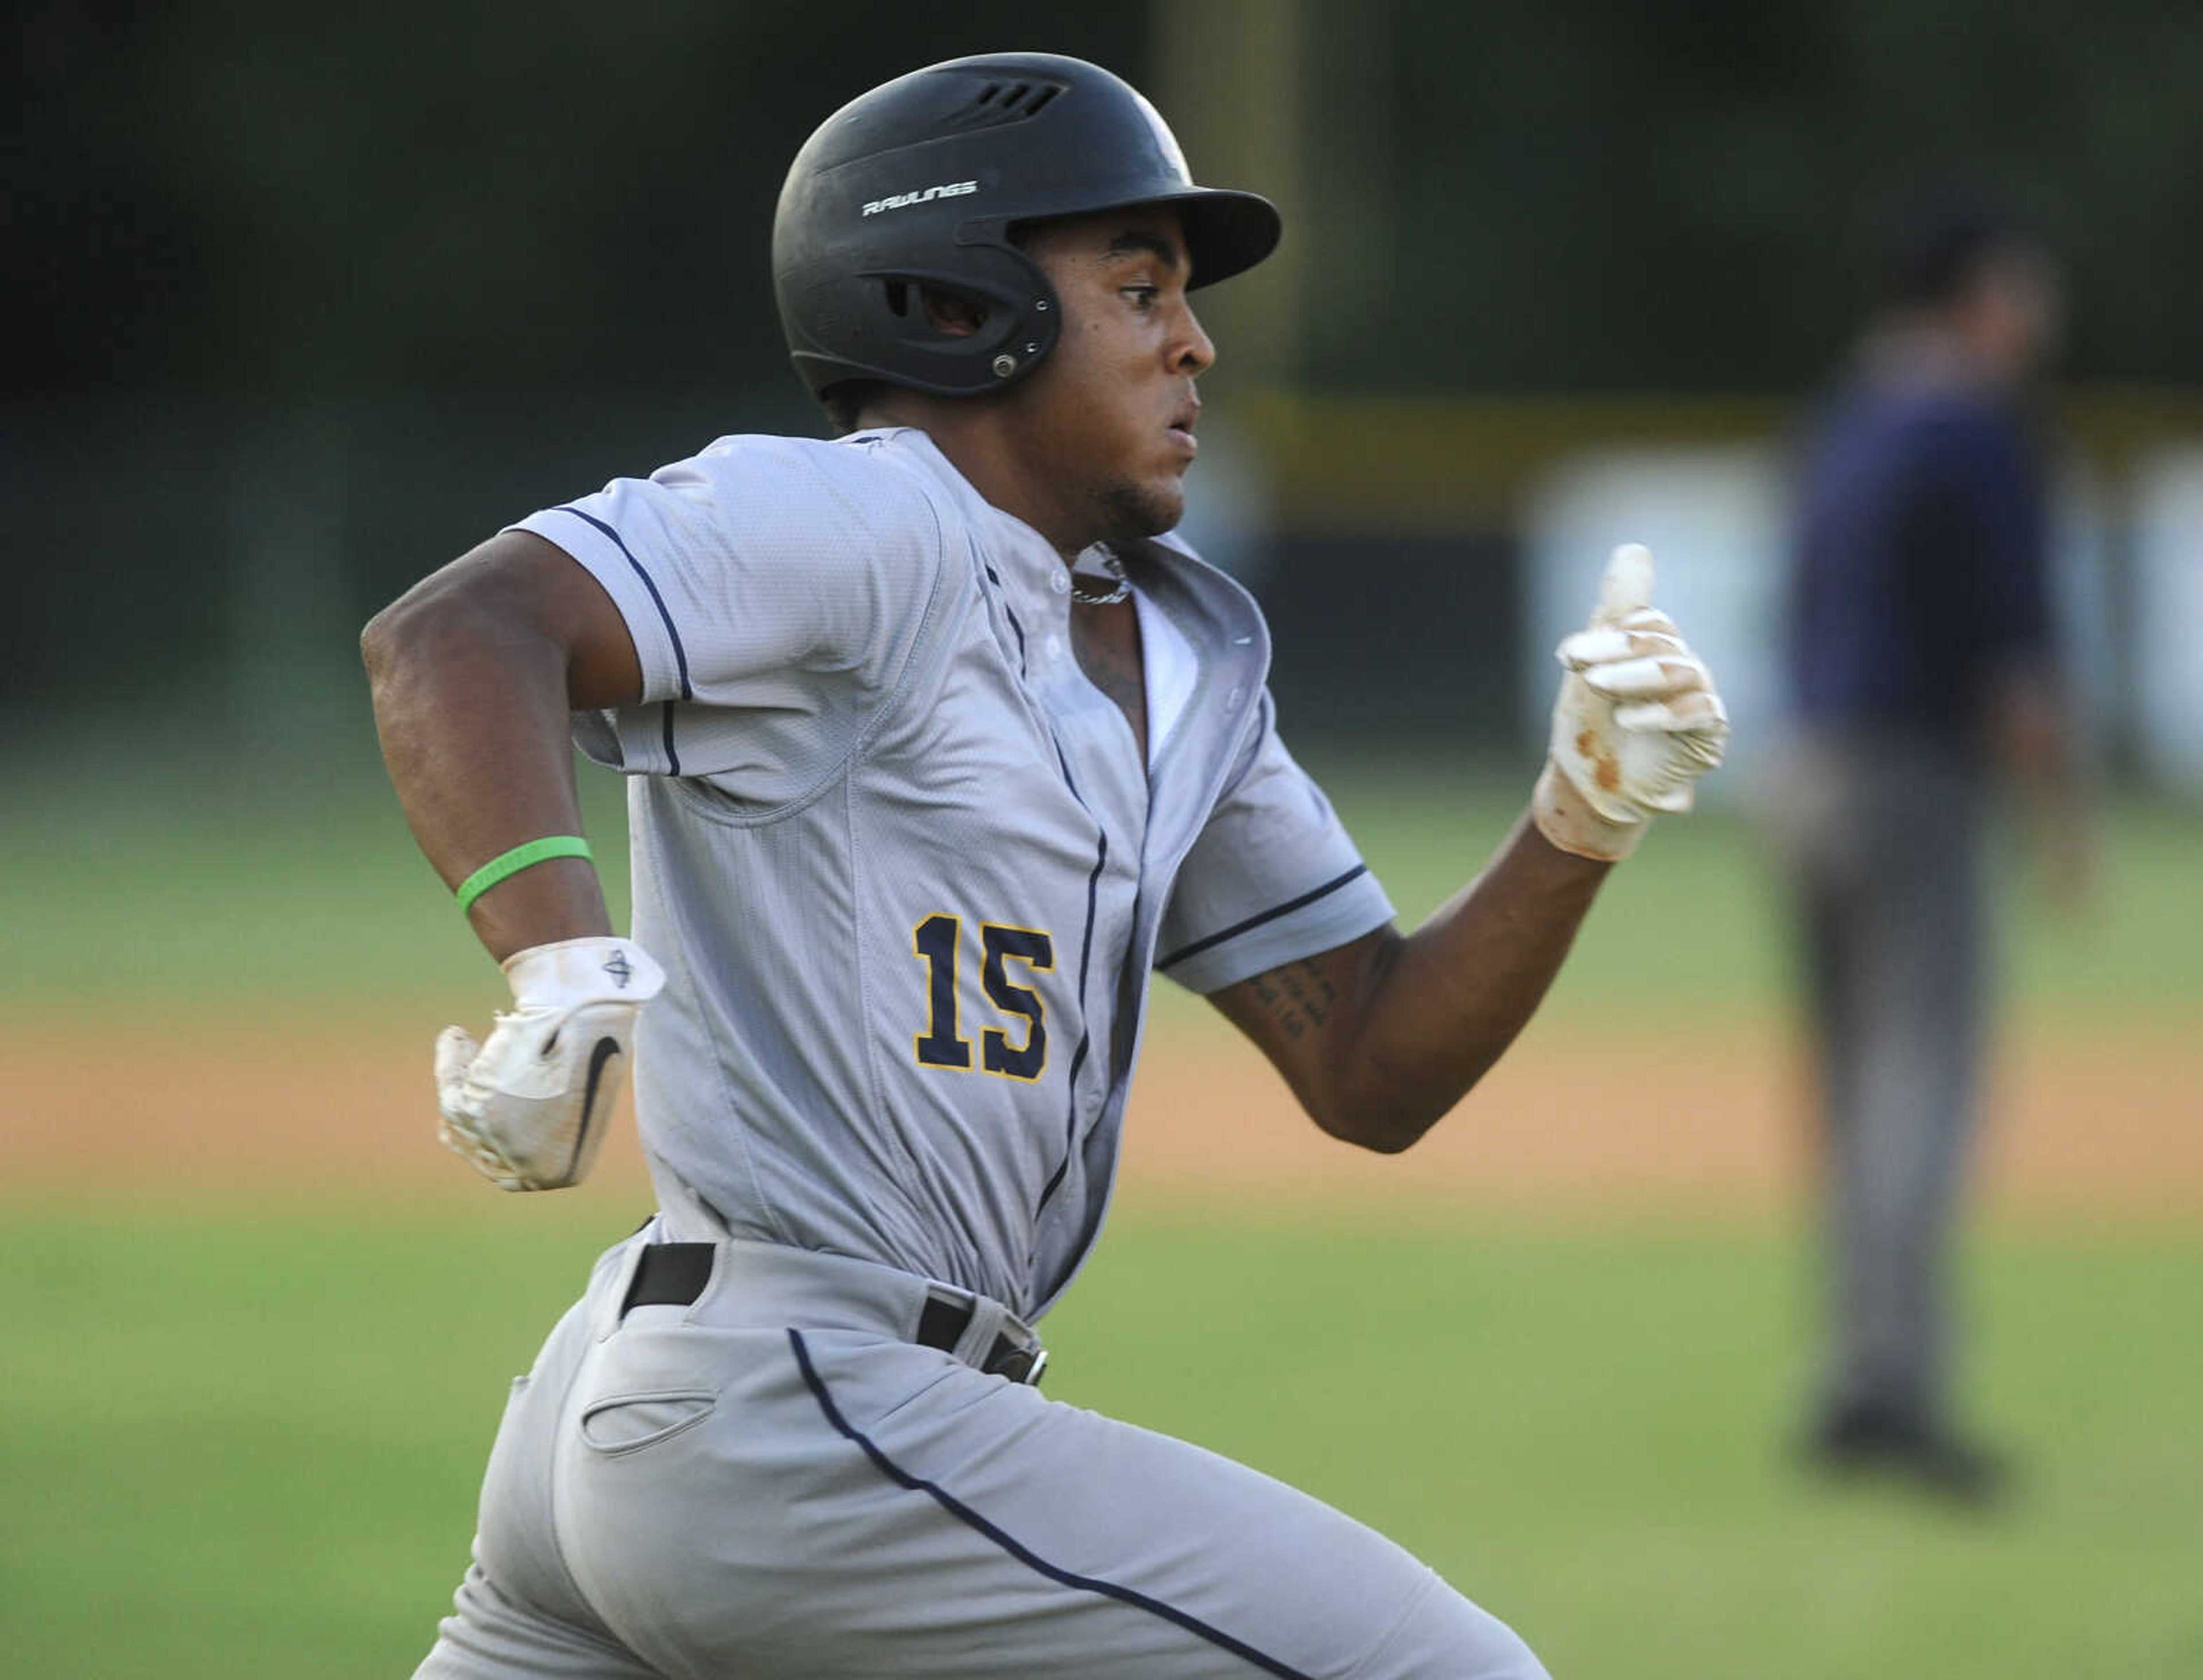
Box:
[912,913,1055,1082]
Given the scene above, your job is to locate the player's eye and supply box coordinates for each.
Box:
[1122,285,1159,310]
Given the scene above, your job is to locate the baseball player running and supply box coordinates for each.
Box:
[365,52,1727,1679]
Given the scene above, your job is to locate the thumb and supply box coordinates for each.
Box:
[1593,543,1656,628]
[434,1025,480,1106]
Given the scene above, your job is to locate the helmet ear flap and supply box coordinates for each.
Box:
[795,239,1062,395]
[865,270,1011,353]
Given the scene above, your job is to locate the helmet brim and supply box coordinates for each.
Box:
[1170,188,1284,290]
[1005,186,1282,291]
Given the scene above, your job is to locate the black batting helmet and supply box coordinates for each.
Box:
[772,52,1280,403]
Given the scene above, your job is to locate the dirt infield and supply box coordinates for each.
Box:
[6,1009,2196,1220]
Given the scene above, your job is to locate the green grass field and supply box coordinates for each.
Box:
[9,749,2201,1675]
[3,1207,2197,1677]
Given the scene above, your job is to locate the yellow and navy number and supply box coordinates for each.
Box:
[912,914,1054,1082]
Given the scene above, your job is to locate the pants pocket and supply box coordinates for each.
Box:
[578,1390,719,1456]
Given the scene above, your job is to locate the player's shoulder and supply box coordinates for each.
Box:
[661,429,955,559]
[685,429,936,505]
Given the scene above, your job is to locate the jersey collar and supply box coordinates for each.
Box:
[846,426,1067,585]
[844,425,1272,705]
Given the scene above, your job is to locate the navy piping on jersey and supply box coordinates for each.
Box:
[552,504,693,773]
[1036,741,1106,1217]
[1036,827,1107,1216]
[1155,865,1371,973]
[787,1329,1317,1679]
[552,507,693,699]
[659,704,680,774]
[982,562,1027,676]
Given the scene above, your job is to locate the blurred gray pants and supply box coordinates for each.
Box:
[1784,733,1991,1426]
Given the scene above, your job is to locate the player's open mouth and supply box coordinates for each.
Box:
[1166,403,1200,457]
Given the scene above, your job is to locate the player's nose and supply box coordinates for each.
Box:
[1172,301,1216,376]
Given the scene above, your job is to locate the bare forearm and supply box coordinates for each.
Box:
[1346,810,1609,1145]
[363,595,611,962]
[1220,808,1612,1152]
[1220,543,1724,1153]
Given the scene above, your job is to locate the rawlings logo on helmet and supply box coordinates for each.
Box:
[862,180,979,217]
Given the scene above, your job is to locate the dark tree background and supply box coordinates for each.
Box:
[20,0,2203,403]
[9,0,2200,731]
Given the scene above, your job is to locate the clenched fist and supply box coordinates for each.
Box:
[433,936,666,1191]
[1533,543,1729,861]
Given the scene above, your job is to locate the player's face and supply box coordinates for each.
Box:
[1003,207,1215,545]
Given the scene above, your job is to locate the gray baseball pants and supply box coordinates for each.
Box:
[414,1230,1547,1679]
[1789,733,1990,1429]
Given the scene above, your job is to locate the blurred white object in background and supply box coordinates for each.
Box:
[2131,448,2203,798]
[2049,462,2119,769]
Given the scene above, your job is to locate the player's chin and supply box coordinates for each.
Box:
[1092,475,1185,543]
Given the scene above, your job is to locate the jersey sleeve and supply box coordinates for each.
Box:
[509,435,945,774]
[1153,694,1396,994]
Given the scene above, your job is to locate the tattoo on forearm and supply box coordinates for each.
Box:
[1248,972,1298,1039]
[1250,957,1338,1043]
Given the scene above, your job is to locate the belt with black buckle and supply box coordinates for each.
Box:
[620,1242,1047,1386]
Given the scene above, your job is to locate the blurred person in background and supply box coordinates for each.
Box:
[1776,186,2092,1499]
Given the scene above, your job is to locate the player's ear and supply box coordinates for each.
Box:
[918,283,989,339]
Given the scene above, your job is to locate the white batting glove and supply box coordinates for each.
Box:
[1533,543,1729,862]
[433,936,665,1192]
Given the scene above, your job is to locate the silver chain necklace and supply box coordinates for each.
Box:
[1068,550,1131,606]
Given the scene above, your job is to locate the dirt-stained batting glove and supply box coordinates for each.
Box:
[433,936,665,1191]
[1533,543,1729,862]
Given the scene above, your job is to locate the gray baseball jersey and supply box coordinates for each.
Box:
[514,425,1394,1317]
[415,426,1548,1679]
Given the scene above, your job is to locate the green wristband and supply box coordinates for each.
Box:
[455,836,594,915]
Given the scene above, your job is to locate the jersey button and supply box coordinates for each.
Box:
[1049,570,1069,594]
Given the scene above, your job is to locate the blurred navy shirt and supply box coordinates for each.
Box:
[1788,380,2053,743]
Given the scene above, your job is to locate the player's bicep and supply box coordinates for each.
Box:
[1206,925,1399,1133]
[438,528,645,709]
